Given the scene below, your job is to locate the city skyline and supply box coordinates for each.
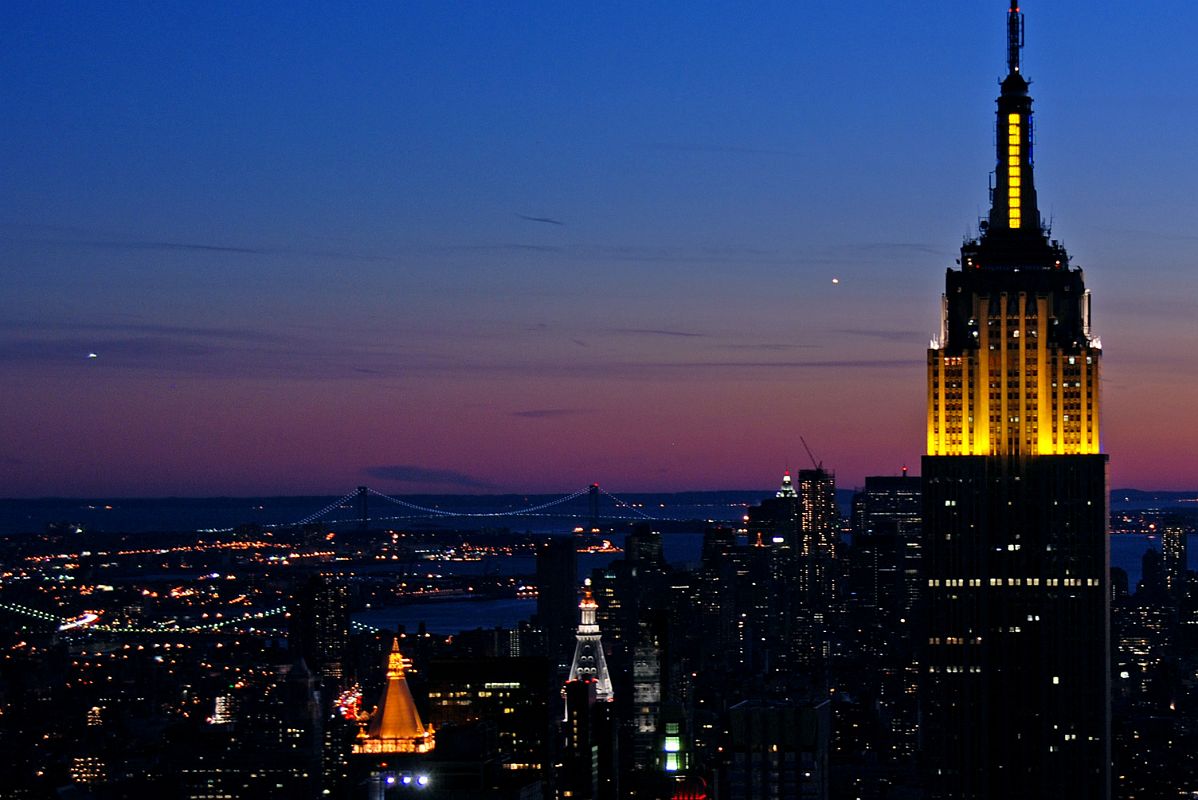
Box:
[4,2,1198,496]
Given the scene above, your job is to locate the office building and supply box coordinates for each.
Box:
[538,537,579,676]
[920,3,1110,797]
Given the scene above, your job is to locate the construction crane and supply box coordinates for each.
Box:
[800,436,823,472]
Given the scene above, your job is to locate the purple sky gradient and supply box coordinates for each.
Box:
[2,2,1197,495]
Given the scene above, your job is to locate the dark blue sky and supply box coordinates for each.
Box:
[3,2,1197,495]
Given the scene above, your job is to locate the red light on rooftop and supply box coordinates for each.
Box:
[672,776,709,800]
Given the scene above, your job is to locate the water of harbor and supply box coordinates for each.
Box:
[354,533,1195,634]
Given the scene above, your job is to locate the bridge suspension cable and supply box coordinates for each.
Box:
[598,487,657,520]
[281,485,670,528]
[364,486,593,518]
[294,489,362,526]
[0,600,64,626]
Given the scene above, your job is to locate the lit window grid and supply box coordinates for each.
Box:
[1008,114,1022,228]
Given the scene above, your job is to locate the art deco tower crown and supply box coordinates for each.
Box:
[920,7,1111,797]
[927,0,1101,458]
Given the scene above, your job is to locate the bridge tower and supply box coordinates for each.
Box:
[357,486,369,530]
[588,483,600,531]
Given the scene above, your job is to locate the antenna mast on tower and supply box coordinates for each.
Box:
[1007,0,1024,74]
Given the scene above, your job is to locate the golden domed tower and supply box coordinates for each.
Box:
[353,638,434,754]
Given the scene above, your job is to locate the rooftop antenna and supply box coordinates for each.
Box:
[1007,0,1024,75]
[800,436,823,472]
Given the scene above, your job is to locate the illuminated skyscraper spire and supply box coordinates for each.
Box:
[929,1,1100,458]
[566,579,614,703]
[776,469,798,498]
[921,4,1110,797]
[989,0,1039,234]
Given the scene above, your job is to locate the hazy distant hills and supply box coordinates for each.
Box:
[1110,489,1198,510]
[1,488,1194,537]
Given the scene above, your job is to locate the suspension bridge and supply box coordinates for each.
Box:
[0,598,292,635]
[280,483,660,530]
[0,484,665,637]
[0,597,382,637]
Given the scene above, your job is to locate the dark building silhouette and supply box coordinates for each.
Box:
[292,573,350,682]
[920,4,1109,798]
[629,616,663,772]
[625,523,666,575]
[849,473,922,634]
[1137,547,1168,601]
[179,660,324,799]
[847,473,923,767]
[426,656,549,775]
[746,470,800,553]
[723,698,830,800]
[1110,566,1129,601]
[1110,540,1198,796]
[742,473,802,675]
[537,536,578,677]
[560,679,619,800]
[794,467,837,684]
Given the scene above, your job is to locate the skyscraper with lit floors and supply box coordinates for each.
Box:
[560,580,618,800]
[920,3,1109,798]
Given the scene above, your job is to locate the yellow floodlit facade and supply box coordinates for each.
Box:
[927,290,1100,457]
[923,1,1104,458]
[921,4,1111,797]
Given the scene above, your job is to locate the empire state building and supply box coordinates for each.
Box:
[921,3,1109,798]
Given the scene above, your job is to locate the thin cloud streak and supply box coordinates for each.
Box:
[11,237,264,255]
[4,235,393,263]
[837,328,925,341]
[713,343,819,351]
[609,328,707,338]
[3,320,295,344]
[442,243,564,253]
[424,241,785,265]
[644,359,924,370]
[516,214,564,226]
[648,141,803,157]
[834,242,947,257]
[0,328,411,381]
[364,465,496,490]
[0,315,922,382]
[0,338,213,362]
[512,408,592,419]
